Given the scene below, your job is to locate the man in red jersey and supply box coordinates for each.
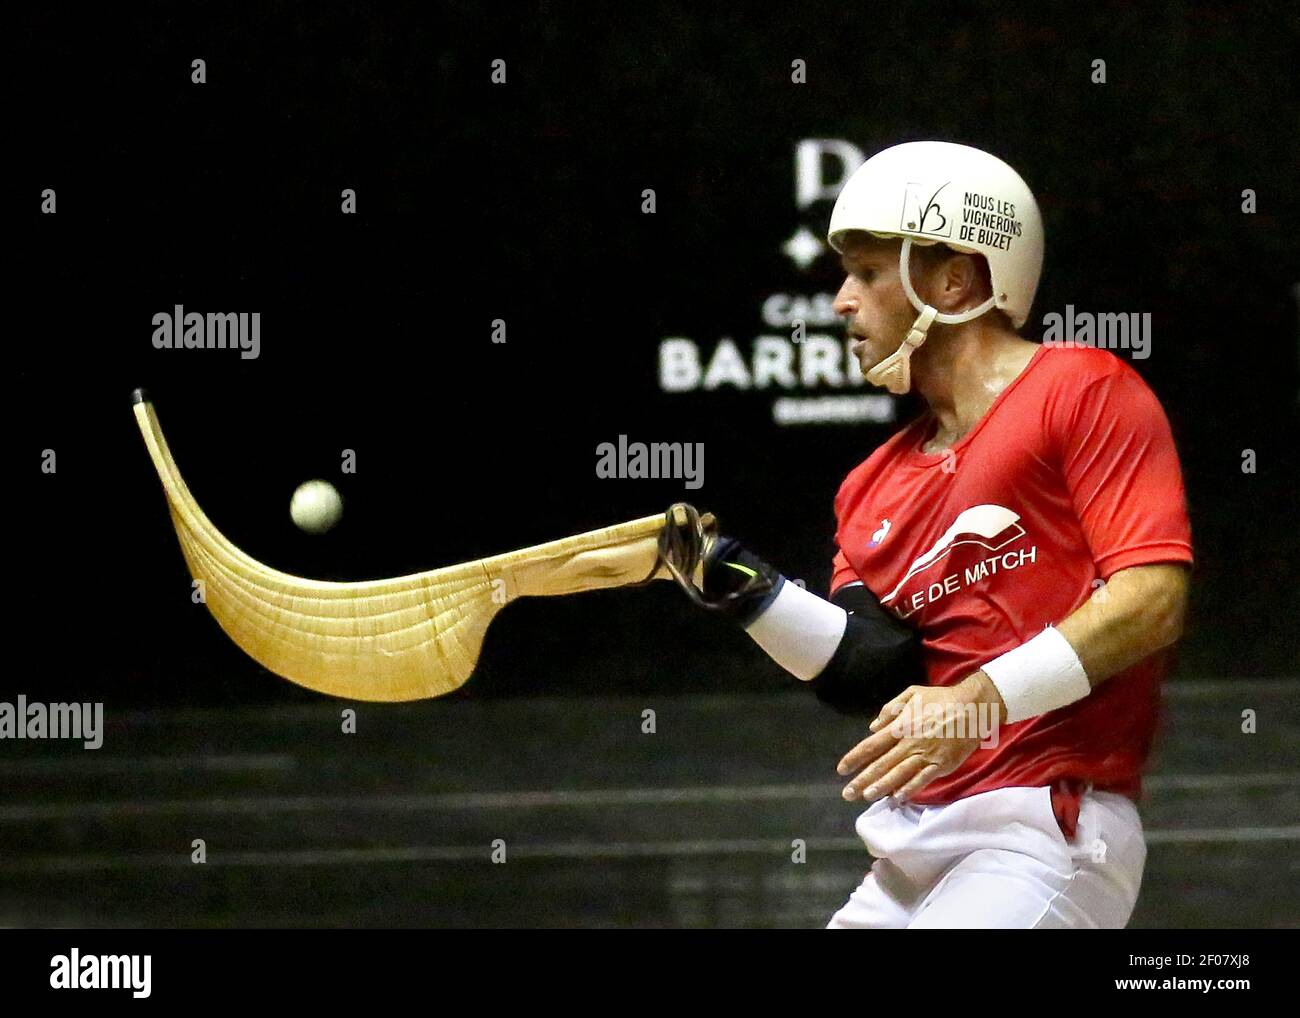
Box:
[664,141,1191,927]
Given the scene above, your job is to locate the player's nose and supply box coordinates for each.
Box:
[832,278,858,317]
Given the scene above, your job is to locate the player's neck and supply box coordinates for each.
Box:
[912,326,1038,448]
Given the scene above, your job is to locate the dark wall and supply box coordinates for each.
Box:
[13,2,1299,706]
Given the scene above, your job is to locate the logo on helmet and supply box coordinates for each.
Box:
[901,182,954,238]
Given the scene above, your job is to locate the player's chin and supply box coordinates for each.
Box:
[850,339,883,374]
[854,351,883,378]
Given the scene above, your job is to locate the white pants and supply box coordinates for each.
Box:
[826,784,1146,929]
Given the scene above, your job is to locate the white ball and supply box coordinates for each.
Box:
[290,480,343,534]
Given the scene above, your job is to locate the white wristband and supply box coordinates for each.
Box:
[982,626,1091,724]
[743,578,848,681]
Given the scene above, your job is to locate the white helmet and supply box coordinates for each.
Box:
[827,141,1044,393]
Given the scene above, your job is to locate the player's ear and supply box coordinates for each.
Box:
[939,253,987,315]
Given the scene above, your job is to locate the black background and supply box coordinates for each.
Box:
[13,1,1300,707]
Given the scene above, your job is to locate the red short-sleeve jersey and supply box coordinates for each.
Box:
[831,345,1193,805]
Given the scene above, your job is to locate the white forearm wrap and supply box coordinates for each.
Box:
[743,579,848,681]
[982,626,1091,724]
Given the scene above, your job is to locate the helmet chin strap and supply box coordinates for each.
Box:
[863,237,998,395]
[865,305,937,395]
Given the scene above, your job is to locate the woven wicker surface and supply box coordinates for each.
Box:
[135,398,696,701]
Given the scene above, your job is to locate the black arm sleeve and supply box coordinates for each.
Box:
[808,583,925,716]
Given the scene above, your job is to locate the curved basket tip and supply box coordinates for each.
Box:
[131,387,151,406]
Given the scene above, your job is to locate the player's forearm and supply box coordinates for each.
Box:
[972,562,1189,725]
[745,579,924,714]
[741,577,846,680]
[1055,563,1190,686]
[673,535,923,713]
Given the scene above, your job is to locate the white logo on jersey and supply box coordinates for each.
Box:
[881,504,1026,604]
[869,519,891,547]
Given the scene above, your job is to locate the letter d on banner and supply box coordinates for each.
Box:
[795,139,866,208]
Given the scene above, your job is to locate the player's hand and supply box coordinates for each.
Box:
[835,672,1006,803]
